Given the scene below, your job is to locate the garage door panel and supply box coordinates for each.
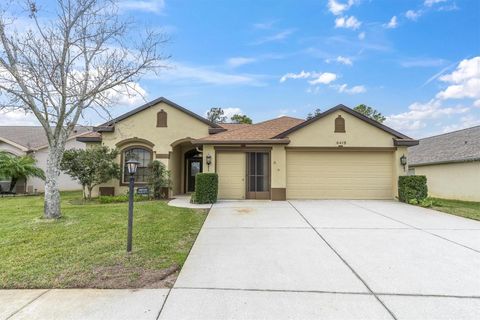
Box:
[217,152,246,199]
[287,151,393,199]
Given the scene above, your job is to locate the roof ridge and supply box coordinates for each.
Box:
[419,125,480,140]
[252,115,304,126]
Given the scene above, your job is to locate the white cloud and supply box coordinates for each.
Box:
[309,72,337,85]
[252,29,295,45]
[400,58,446,68]
[335,16,362,30]
[335,83,366,94]
[119,0,165,14]
[157,62,264,86]
[436,57,480,100]
[424,0,447,7]
[327,0,357,16]
[386,57,480,137]
[227,57,257,68]
[326,56,353,65]
[441,115,480,133]
[280,71,337,85]
[0,109,39,126]
[385,99,469,133]
[107,82,148,106]
[253,21,276,30]
[358,32,366,40]
[385,16,398,29]
[406,10,422,21]
[280,70,312,83]
[223,107,243,119]
[336,56,353,65]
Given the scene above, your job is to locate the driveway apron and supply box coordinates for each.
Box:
[159,200,480,320]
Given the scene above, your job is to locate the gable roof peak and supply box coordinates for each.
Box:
[96,96,221,132]
[274,103,416,141]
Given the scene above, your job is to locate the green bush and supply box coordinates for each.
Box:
[98,194,150,204]
[419,197,434,208]
[408,198,419,205]
[194,173,218,204]
[398,175,428,203]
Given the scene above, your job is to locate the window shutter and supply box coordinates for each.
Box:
[157,110,167,127]
[334,115,345,133]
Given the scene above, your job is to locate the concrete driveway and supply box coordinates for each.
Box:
[160,200,480,320]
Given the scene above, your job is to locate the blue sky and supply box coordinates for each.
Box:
[2,0,480,138]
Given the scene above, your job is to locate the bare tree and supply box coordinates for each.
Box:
[0,0,168,218]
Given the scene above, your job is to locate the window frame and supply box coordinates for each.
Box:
[120,146,153,186]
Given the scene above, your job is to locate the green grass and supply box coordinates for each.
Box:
[0,191,207,289]
[431,198,480,221]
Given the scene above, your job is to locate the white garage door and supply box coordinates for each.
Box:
[286,151,394,199]
[216,152,246,199]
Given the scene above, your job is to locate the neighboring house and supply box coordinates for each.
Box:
[0,126,90,193]
[409,126,480,201]
[79,97,418,200]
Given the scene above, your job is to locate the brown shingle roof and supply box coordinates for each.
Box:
[0,126,91,150]
[219,123,252,131]
[194,116,304,144]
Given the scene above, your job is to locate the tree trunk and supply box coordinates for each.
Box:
[87,186,93,199]
[9,177,17,192]
[44,143,64,219]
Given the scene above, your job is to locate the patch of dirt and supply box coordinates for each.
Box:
[235,208,255,214]
[87,264,180,289]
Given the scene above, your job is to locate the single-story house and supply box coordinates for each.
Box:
[409,126,480,202]
[0,126,89,193]
[79,97,418,200]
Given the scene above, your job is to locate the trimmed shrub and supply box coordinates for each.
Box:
[419,197,434,208]
[194,173,218,204]
[398,175,428,203]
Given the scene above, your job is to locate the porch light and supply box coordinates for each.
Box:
[400,155,407,171]
[126,160,140,175]
[206,154,212,166]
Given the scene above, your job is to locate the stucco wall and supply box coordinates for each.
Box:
[287,110,395,147]
[28,138,85,192]
[413,161,480,201]
[1,139,84,192]
[91,101,211,196]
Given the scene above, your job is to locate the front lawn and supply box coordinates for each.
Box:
[431,198,480,221]
[0,191,207,289]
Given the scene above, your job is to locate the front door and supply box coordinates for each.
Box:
[187,158,202,192]
[246,152,270,199]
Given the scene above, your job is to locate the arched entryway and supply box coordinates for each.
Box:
[184,149,202,193]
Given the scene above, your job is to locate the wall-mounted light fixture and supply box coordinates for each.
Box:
[400,154,407,171]
[206,154,212,171]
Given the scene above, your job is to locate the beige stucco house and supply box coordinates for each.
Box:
[79,97,418,200]
[0,126,89,193]
[409,126,480,202]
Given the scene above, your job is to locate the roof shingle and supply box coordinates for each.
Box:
[0,126,91,150]
[409,125,480,166]
[194,116,304,143]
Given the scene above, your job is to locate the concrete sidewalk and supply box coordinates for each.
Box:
[1,289,168,320]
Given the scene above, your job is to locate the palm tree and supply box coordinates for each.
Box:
[0,152,45,193]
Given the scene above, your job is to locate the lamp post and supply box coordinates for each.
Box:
[126,159,139,253]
